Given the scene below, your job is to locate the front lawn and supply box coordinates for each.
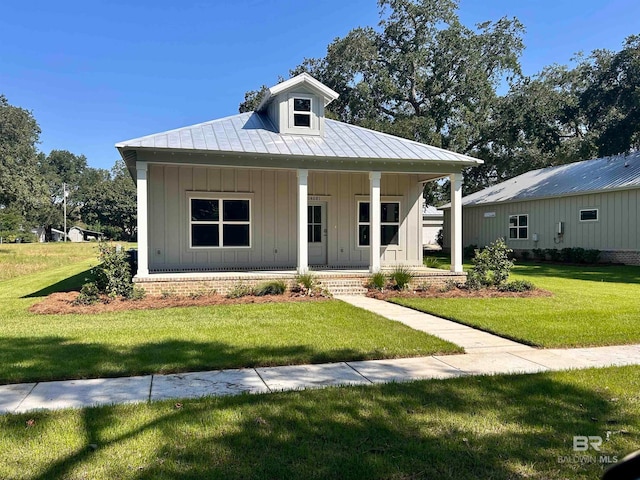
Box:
[2,366,637,479]
[0,242,110,281]
[392,263,640,348]
[0,247,460,384]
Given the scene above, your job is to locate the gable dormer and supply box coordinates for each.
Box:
[255,73,339,137]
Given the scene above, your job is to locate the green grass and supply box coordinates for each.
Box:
[0,242,106,281]
[392,262,640,348]
[1,366,638,479]
[0,245,460,385]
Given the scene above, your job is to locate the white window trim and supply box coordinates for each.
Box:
[508,214,529,240]
[288,93,314,131]
[356,198,402,248]
[187,192,253,249]
[579,208,599,222]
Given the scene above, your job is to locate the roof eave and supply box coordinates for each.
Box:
[118,145,478,174]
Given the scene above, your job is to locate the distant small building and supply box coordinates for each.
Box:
[33,227,66,243]
[68,226,104,243]
[422,203,443,246]
[441,153,640,265]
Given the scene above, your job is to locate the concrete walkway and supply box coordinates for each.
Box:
[2,297,640,414]
[336,295,533,353]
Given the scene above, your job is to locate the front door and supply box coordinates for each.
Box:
[308,202,327,265]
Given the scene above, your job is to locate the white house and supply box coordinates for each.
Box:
[68,226,104,243]
[441,153,640,265]
[422,204,444,247]
[116,73,481,293]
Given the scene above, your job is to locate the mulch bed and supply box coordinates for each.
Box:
[29,291,329,315]
[367,286,552,300]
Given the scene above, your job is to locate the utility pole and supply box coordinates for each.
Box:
[63,182,68,242]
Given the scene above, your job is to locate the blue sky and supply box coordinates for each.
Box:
[1,0,639,170]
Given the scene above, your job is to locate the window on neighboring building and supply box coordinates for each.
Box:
[508,214,528,239]
[357,201,400,246]
[190,198,250,248]
[293,97,312,127]
[580,209,598,222]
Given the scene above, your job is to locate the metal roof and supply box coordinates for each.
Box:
[116,112,482,166]
[458,152,640,207]
[422,204,444,217]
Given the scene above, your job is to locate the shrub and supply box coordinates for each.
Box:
[571,247,586,264]
[388,266,413,290]
[463,244,478,259]
[226,282,254,299]
[520,251,530,261]
[130,286,147,301]
[497,280,535,292]
[415,281,431,292]
[293,272,317,296]
[254,280,287,296]
[93,243,134,298]
[439,279,459,292]
[74,282,100,305]
[436,228,444,248]
[470,238,514,287]
[560,248,573,263]
[465,271,483,290]
[532,248,546,261]
[368,272,387,291]
[545,248,561,262]
[423,256,441,268]
[584,249,601,264]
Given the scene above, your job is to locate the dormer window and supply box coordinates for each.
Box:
[293,97,312,127]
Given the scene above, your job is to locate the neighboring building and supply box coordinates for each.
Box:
[116,73,481,292]
[33,227,66,242]
[422,203,443,247]
[441,153,640,265]
[68,226,104,242]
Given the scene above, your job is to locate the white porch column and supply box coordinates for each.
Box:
[297,169,309,274]
[450,172,463,273]
[369,171,382,273]
[136,161,149,277]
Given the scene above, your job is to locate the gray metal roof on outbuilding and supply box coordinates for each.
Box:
[116,112,481,166]
[454,152,640,207]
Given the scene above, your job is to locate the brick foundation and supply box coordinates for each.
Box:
[134,270,468,296]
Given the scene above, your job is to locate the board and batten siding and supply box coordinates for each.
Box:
[148,164,423,271]
[443,189,639,254]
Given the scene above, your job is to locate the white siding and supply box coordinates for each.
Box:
[148,164,423,271]
[443,189,640,252]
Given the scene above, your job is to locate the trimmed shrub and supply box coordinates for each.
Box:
[254,280,287,296]
[497,280,535,292]
[545,248,561,262]
[585,249,601,264]
[226,282,254,299]
[368,272,387,291]
[571,247,586,264]
[560,248,573,263]
[388,266,413,290]
[469,238,514,287]
[74,282,101,305]
[520,251,530,261]
[532,248,546,261]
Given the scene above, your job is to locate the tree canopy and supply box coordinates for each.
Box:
[242,0,640,199]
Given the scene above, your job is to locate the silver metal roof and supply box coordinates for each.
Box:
[459,152,640,207]
[116,112,481,166]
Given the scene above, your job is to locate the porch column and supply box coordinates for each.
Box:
[297,169,309,274]
[136,161,149,277]
[369,171,381,273]
[450,172,463,273]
